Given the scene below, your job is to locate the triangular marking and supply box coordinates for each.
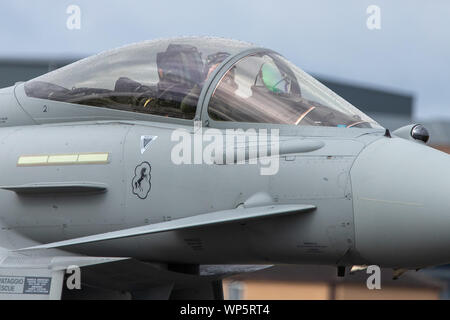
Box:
[140,135,157,154]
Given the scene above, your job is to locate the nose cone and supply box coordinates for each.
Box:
[351,137,450,268]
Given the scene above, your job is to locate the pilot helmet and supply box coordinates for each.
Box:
[156,44,204,96]
[259,62,288,94]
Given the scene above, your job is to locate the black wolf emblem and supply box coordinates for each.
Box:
[132,161,151,199]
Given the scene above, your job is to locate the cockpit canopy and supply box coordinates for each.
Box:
[24,37,381,129]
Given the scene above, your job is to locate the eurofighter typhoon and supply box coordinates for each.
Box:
[0,37,446,299]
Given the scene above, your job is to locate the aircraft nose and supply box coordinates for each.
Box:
[351,137,450,268]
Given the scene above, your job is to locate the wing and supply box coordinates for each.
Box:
[17,204,315,251]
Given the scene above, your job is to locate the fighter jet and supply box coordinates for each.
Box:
[0,37,447,299]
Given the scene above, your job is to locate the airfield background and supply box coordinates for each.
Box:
[1,58,450,300]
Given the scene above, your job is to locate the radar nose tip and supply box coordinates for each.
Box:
[351,137,450,268]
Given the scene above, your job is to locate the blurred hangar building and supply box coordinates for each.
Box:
[1,58,449,300]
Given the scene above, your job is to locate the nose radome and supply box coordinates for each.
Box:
[351,137,450,268]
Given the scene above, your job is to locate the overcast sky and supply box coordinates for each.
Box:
[1,0,449,120]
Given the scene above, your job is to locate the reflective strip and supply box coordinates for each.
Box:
[295,106,315,125]
[347,121,367,128]
[17,153,109,166]
[143,98,152,108]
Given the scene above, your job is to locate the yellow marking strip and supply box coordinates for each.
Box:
[78,153,109,163]
[48,154,79,164]
[17,155,49,166]
[17,153,109,166]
